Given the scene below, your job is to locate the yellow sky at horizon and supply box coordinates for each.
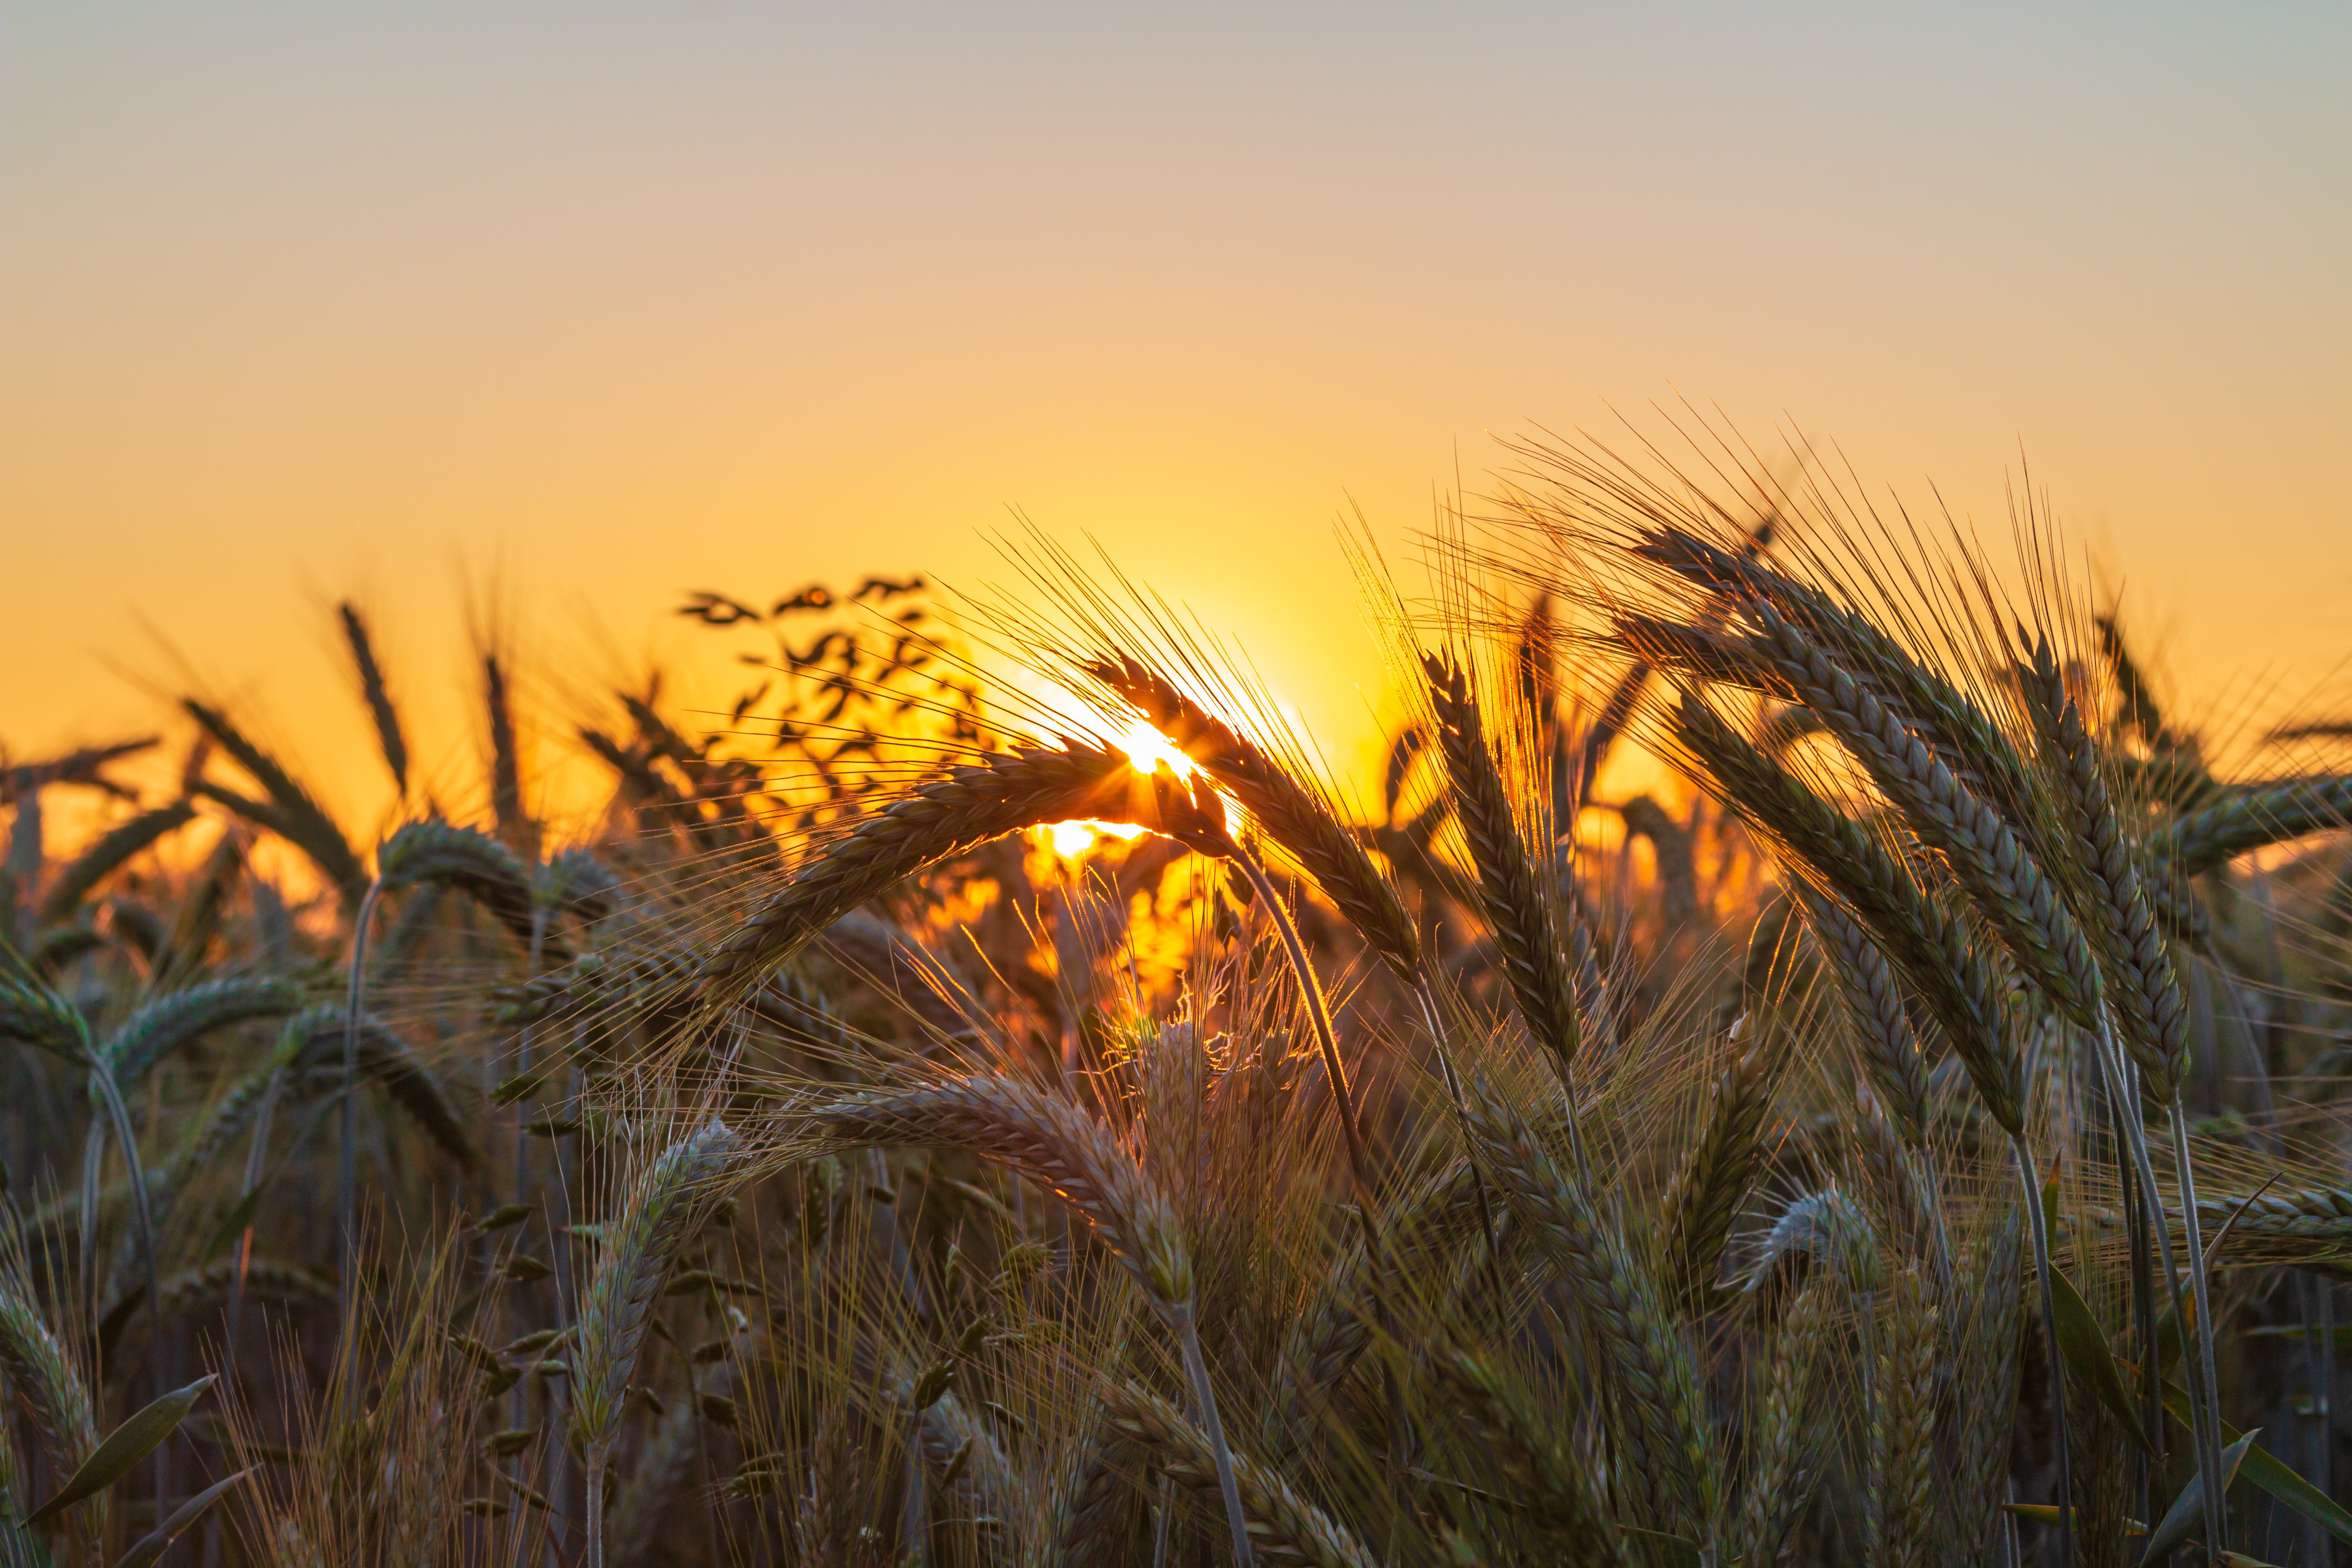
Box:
[5,4,2348,843]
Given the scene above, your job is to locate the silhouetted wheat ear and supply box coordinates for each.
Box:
[1424,653,1583,1075]
[1463,1076,1716,1525]
[701,739,1142,1005]
[2020,645,2188,1097]
[1673,692,2025,1136]
[1660,1014,1784,1299]
[37,800,196,923]
[808,1074,1192,1311]
[1085,654,1421,979]
[377,817,550,959]
[1739,1278,1828,1568]
[1100,1379,1382,1568]
[569,1119,740,1459]
[337,601,409,797]
[181,696,367,902]
[2148,772,2352,879]
[1428,1347,1626,1557]
[1871,1264,1937,1568]
[1795,888,1930,1146]
[1744,601,2102,1027]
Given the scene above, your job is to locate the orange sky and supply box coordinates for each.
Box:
[5,5,2348,835]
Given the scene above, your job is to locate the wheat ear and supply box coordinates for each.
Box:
[1464,1076,1715,1525]
[1745,602,2102,1028]
[1673,693,2024,1136]
[2019,644,2187,1098]
[701,740,1141,1004]
[1428,1347,1628,1561]
[1870,1264,1937,1568]
[1423,654,1583,1074]
[1100,1380,1381,1568]
[2147,773,2352,878]
[1795,888,1930,1146]
[570,1119,739,1568]
[1086,655,1421,978]
[0,1265,103,1548]
[1659,1014,1784,1301]
[1738,1277,1829,1568]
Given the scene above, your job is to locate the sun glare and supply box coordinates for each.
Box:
[1116,718,1196,780]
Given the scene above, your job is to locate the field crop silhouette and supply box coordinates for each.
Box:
[1,425,2348,1567]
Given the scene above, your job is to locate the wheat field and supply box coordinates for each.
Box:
[1,428,2348,1568]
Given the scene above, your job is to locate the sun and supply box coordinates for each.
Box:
[1115,718,1197,781]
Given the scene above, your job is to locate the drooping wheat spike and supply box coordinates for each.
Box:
[0,1264,103,1544]
[1659,1014,1786,1301]
[2146,773,2352,880]
[181,698,366,904]
[293,1005,475,1167]
[810,1073,1191,1313]
[2172,1187,2352,1274]
[1849,1100,1946,1282]
[1054,1417,1151,1568]
[1085,654,1421,979]
[1099,1379,1382,1568]
[1949,1208,2024,1554]
[377,818,552,961]
[1426,1347,1629,1562]
[96,974,306,1092]
[1738,1277,1829,1568]
[1673,693,2025,1136]
[1638,527,2046,828]
[1795,887,1930,1146]
[1425,654,1584,1075]
[1743,601,2102,1027]
[701,739,1146,1006]
[337,602,409,798]
[1268,1151,1487,1457]
[537,847,621,924]
[0,974,89,1062]
[571,1119,739,1568]
[1464,1075,1715,1524]
[1871,1264,1938,1568]
[2018,641,2188,1098]
[36,801,196,924]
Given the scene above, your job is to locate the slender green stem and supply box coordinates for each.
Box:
[1174,1307,1254,1568]
[2167,1096,2230,1554]
[581,1441,609,1568]
[220,1066,287,1392]
[2087,1009,2207,1534]
[337,878,382,1376]
[86,1063,167,1508]
[2009,1132,2076,1568]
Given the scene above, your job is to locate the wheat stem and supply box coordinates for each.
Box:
[336,876,381,1390]
[2009,1131,2078,1568]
